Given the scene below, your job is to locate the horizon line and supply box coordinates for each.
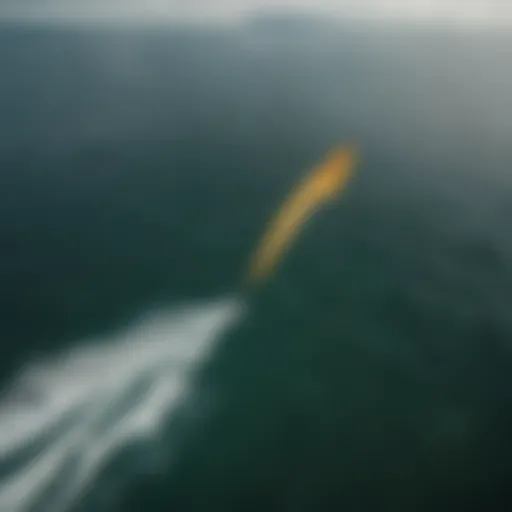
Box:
[1,7,512,32]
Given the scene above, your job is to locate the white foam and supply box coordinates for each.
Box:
[0,296,244,512]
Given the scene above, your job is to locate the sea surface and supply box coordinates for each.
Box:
[1,19,512,511]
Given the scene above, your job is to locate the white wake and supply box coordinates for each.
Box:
[0,296,244,512]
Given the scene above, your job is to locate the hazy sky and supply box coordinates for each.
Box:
[1,0,511,25]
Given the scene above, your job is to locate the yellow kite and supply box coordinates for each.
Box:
[245,145,358,286]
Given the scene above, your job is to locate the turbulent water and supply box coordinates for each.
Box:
[1,19,512,512]
[0,298,243,512]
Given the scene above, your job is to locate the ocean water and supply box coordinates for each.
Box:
[1,19,512,511]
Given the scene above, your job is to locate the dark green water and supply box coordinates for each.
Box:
[1,20,512,511]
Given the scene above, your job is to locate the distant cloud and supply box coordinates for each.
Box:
[1,0,511,25]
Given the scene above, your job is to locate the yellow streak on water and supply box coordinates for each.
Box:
[246,145,358,285]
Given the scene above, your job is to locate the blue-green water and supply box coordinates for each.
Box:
[1,20,512,512]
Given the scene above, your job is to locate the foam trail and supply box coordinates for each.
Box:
[0,296,243,512]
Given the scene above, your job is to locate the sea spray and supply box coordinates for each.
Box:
[0,296,245,512]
